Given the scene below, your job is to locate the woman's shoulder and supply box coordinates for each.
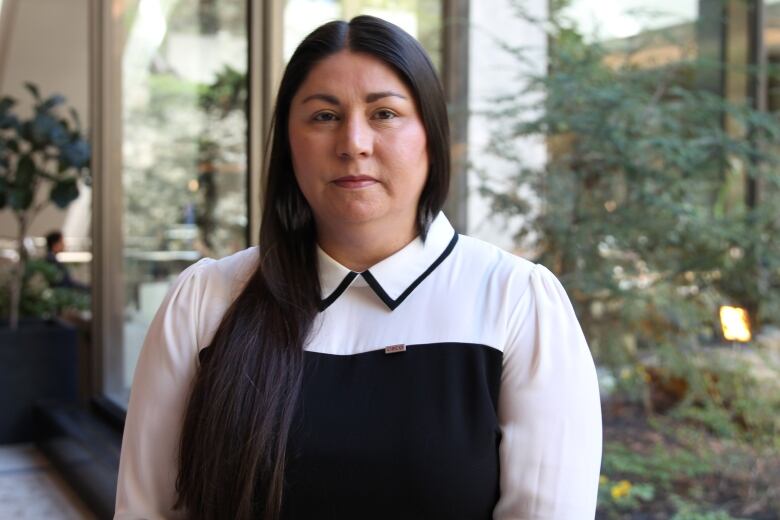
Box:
[194,245,259,287]
[452,234,568,305]
[455,234,537,279]
[182,246,258,292]
[169,246,259,349]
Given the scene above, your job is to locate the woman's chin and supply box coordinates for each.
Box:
[321,201,388,226]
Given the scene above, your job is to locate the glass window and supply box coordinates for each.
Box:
[563,0,700,71]
[475,1,780,516]
[106,0,444,407]
[107,0,248,405]
[563,0,697,41]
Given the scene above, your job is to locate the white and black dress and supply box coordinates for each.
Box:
[115,212,602,520]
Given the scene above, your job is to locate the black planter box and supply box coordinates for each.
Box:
[0,319,79,443]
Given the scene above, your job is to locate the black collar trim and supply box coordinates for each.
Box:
[320,231,459,312]
[318,271,359,312]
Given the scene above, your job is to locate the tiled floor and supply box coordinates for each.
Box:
[0,443,96,519]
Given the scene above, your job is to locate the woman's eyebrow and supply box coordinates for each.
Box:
[302,93,340,105]
[366,91,407,102]
[301,91,407,105]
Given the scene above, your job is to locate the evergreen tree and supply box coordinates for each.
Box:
[480,2,780,369]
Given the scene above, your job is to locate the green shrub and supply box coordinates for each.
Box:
[480,0,780,380]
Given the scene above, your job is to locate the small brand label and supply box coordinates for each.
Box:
[384,344,406,354]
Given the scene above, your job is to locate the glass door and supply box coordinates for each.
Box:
[98,0,444,407]
[103,0,248,405]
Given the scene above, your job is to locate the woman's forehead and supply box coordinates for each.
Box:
[296,50,412,99]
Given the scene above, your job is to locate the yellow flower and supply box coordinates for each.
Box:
[599,475,608,485]
[610,480,632,500]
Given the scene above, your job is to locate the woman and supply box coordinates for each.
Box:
[115,15,602,520]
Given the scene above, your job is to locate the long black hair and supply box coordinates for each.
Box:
[175,15,450,520]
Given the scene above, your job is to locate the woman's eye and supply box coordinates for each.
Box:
[313,112,338,122]
[374,109,397,120]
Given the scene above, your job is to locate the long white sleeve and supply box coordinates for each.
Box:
[114,258,213,520]
[493,264,602,519]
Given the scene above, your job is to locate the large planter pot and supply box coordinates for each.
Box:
[0,319,79,443]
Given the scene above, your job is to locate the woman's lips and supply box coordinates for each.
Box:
[332,175,378,189]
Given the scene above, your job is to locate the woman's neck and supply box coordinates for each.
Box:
[316,217,418,272]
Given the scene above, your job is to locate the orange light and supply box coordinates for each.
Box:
[719,306,751,342]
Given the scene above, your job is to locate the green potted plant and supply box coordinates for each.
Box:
[0,82,91,442]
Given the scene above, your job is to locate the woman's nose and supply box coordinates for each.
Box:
[337,116,373,159]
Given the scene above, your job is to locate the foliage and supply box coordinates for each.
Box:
[0,259,89,320]
[597,421,779,518]
[596,341,780,517]
[123,64,247,260]
[198,65,246,116]
[669,505,740,520]
[664,348,780,447]
[167,0,246,35]
[194,65,247,255]
[479,2,780,376]
[602,441,714,492]
[0,83,90,217]
[123,73,200,248]
[482,5,780,514]
[0,83,91,329]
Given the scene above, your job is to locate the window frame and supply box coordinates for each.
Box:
[89,0,461,412]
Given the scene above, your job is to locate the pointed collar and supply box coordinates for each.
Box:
[317,212,458,311]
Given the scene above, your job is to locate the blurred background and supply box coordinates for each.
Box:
[0,0,778,518]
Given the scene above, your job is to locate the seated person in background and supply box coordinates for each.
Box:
[45,230,89,293]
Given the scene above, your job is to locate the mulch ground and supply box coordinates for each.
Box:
[598,399,780,519]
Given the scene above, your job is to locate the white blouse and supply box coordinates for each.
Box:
[115,212,602,519]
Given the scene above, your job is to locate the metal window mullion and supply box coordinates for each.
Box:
[89,0,125,400]
[442,0,470,234]
[247,0,284,246]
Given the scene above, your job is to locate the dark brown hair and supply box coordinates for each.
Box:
[175,15,450,520]
[45,230,63,252]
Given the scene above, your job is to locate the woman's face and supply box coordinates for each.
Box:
[288,50,429,238]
